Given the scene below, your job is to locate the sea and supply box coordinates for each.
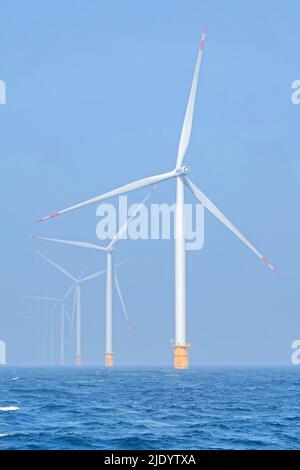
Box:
[0,367,299,450]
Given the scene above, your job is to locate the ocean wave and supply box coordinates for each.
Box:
[0,368,299,450]
[0,406,19,412]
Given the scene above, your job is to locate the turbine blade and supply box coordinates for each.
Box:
[107,186,156,249]
[114,269,132,332]
[62,283,76,301]
[78,267,88,279]
[37,171,176,222]
[29,235,106,252]
[22,282,73,304]
[80,268,107,283]
[22,295,61,302]
[49,284,75,315]
[176,28,207,168]
[183,176,277,272]
[115,261,126,269]
[36,251,77,281]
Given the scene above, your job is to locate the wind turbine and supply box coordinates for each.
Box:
[23,286,74,365]
[37,29,277,369]
[36,251,106,365]
[30,189,153,367]
[22,304,56,365]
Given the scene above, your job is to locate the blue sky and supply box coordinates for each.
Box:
[0,0,299,365]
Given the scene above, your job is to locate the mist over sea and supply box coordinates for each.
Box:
[0,367,299,450]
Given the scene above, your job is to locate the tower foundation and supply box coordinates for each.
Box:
[75,355,82,366]
[104,352,114,367]
[173,345,189,369]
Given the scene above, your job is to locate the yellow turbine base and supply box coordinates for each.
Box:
[105,353,114,367]
[174,345,189,369]
[75,355,82,366]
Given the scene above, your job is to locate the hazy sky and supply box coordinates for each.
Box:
[0,0,299,366]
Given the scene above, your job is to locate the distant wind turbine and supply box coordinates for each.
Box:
[36,251,106,365]
[30,189,153,366]
[23,285,74,365]
[22,304,56,365]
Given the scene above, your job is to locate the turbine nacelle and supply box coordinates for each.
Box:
[175,166,191,176]
[105,246,116,254]
[183,166,191,175]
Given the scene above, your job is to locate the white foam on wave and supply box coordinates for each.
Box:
[0,433,9,437]
[0,406,19,412]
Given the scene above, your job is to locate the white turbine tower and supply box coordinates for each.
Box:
[37,30,277,369]
[36,251,106,366]
[30,189,153,366]
[23,287,74,365]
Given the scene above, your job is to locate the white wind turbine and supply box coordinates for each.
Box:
[30,189,153,367]
[22,304,57,365]
[37,29,277,369]
[36,251,106,365]
[23,286,74,365]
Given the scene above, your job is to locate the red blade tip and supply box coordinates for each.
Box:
[200,28,207,50]
[262,257,270,266]
[36,211,60,223]
[49,211,60,219]
[262,257,278,274]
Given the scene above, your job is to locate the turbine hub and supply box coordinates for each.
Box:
[175,166,191,176]
[183,166,191,174]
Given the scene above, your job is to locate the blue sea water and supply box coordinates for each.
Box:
[0,367,299,450]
